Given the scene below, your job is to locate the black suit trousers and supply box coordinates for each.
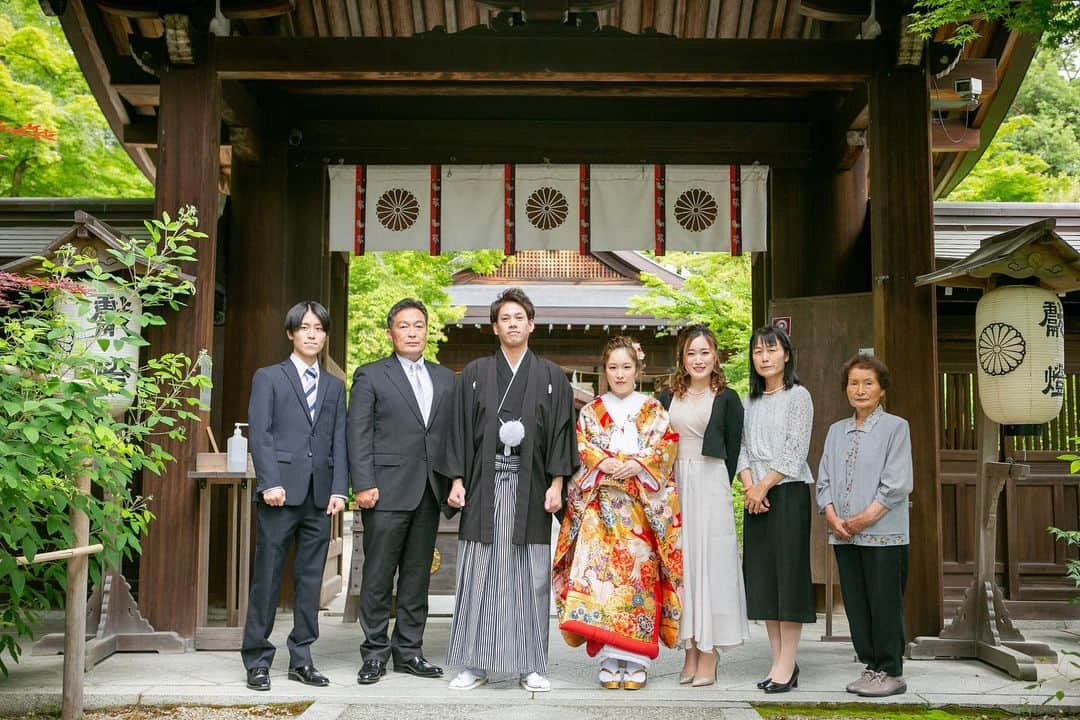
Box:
[358,486,440,663]
[241,484,330,670]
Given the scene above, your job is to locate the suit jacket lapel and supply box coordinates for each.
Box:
[280,360,313,426]
[385,356,425,427]
[425,361,446,429]
[311,372,329,425]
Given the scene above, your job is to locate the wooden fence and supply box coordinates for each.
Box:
[939,371,1080,617]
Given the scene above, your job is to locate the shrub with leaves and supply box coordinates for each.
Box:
[0,206,210,674]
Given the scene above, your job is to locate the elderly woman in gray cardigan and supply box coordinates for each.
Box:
[817,353,913,700]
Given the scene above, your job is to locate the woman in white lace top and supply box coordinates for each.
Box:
[736,325,815,695]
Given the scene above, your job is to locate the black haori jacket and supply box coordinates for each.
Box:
[436,351,579,545]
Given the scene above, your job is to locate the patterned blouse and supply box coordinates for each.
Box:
[735,384,814,486]
[816,406,913,546]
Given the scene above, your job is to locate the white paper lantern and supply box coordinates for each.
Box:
[57,284,142,416]
[975,285,1065,425]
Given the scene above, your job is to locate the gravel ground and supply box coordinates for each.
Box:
[1,704,308,719]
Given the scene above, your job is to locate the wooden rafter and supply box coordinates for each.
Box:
[213,36,876,81]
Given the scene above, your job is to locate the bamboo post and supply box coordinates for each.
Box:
[62,466,91,720]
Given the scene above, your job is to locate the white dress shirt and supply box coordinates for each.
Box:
[396,353,433,424]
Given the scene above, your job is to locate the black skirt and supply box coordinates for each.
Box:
[742,481,816,623]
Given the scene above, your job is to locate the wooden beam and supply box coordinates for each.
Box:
[214,36,876,82]
[869,31,944,640]
[114,82,161,106]
[290,118,816,166]
[140,43,222,639]
[282,80,840,97]
[123,119,234,151]
[932,120,980,152]
[828,83,867,168]
[798,0,867,22]
[58,0,156,180]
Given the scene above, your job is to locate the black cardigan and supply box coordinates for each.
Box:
[659,387,744,480]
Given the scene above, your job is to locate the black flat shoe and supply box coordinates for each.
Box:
[756,677,772,689]
[246,666,270,691]
[289,664,330,687]
[763,663,799,694]
[394,655,444,679]
[356,658,387,685]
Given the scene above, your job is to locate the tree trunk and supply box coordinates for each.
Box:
[10,158,29,196]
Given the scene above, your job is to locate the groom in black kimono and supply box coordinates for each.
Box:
[437,287,579,693]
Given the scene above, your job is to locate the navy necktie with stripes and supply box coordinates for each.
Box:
[304,366,317,420]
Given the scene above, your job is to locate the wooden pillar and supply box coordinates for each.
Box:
[139,45,222,637]
[868,47,944,638]
[222,138,289,442]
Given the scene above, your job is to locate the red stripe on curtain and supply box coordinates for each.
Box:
[430,164,441,256]
[730,165,742,257]
[579,163,590,255]
[504,163,515,255]
[654,164,665,256]
[355,164,366,256]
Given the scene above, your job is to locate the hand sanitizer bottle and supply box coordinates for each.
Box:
[227,423,249,473]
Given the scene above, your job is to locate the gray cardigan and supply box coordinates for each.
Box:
[816,407,913,546]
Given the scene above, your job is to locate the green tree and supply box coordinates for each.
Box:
[0,207,208,673]
[910,0,1080,47]
[628,252,753,396]
[347,250,502,376]
[949,117,1079,201]
[950,47,1080,201]
[0,0,152,197]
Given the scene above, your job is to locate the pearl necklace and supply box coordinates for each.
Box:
[762,386,784,396]
[686,387,711,397]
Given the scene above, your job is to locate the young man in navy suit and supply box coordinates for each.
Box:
[242,301,347,691]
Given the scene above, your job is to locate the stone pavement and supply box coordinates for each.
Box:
[1,601,1076,720]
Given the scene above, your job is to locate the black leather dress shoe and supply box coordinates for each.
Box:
[356,658,387,685]
[393,656,444,679]
[755,677,772,689]
[288,665,330,687]
[246,666,270,691]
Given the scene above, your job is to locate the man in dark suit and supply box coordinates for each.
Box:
[349,298,453,685]
[242,301,347,691]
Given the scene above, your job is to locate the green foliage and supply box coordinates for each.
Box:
[347,250,503,376]
[0,0,152,196]
[910,0,1080,47]
[950,47,1080,202]
[0,206,209,675]
[627,252,753,397]
[1047,526,1080,597]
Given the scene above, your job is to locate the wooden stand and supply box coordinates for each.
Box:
[908,404,1058,680]
[187,452,254,649]
[33,478,186,668]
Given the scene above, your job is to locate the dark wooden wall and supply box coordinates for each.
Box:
[439,325,677,388]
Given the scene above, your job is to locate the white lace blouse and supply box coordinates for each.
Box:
[735,384,814,486]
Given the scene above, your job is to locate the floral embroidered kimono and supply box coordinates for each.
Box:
[553,391,682,664]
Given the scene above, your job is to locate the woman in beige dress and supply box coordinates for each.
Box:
[660,324,748,686]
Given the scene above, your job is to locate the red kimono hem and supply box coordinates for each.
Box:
[559,619,660,660]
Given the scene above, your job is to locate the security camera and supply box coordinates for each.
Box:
[287,128,303,147]
[954,77,982,103]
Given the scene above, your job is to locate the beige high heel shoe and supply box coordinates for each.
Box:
[691,651,718,687]
[679,647,698,684]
